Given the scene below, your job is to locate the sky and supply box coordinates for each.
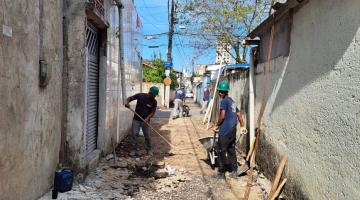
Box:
[134,0,215,73]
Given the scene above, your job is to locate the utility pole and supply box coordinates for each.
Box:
[167,0,175,63]
[164,0,175,108]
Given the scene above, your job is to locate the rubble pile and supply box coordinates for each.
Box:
[40,136,194,200]
[39,122,270,200]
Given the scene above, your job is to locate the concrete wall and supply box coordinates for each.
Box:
[104,3,139,146]
[62,0,88,170]
[63,0,142,171]
[254,0,360,199]
[0,0,63,199]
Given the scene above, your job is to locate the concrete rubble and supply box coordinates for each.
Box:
[40,117,272,200]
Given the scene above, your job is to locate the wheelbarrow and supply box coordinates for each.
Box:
[199,125,246,172]
[182,104,190,117]
[199,129,219,169]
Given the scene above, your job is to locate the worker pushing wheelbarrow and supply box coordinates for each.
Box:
[199,80,247,179]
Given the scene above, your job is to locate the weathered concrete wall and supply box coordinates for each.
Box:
[0,0,63,199]
[63,0,142,171]
[63,0,88,170]
[254,0,360,199]
[102,3,141,148]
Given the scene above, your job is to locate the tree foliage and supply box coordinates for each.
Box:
[177,0,271,63]
[143,54,179,89]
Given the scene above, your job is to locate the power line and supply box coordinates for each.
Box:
[140,0,168,27]
[137,13,164,32]
[175,34,194,71]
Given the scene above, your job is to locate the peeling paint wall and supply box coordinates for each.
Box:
[0,0,63,199]
[254,0,360,199]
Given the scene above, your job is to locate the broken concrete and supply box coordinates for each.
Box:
[40,108,270,199]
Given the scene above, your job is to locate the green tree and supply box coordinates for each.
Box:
[143,54,179,89]
[177,0,271,63]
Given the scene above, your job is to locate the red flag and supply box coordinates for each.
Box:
[136,15,141,29]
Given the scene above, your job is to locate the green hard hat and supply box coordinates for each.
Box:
[149,86,159,96]
[217,80,229,91]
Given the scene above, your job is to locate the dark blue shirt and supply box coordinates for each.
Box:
[203,86,210,101]
[219,96,239,136]
[175,89,185,100]
[133,93,157,121]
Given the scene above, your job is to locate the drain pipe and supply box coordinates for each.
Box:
[114,0,126,143]
[114,0,127,105]
[242,39,259,155]
[249,47,256,151]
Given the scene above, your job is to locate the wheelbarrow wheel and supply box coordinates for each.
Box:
[207,152,215,169]
[207,149,217,170]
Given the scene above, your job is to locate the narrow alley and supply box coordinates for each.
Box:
[2,0,360,199]
[40,101,270,200]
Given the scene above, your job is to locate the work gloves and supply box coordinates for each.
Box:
[240,126,248,135]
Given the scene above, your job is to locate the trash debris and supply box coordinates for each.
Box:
[152,171,168,179]
[39,116,271,200]
[164,165,176,176]
[153,161,165,168]
[139,129,144,137]
[105,154,115,161]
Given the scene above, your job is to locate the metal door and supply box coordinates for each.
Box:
[85,23,100,155]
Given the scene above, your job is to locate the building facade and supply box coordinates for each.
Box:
[215,40,231,64]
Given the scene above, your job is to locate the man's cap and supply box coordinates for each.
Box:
[149,86,159,96]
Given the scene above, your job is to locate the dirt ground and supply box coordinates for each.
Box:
[40,103,271,200]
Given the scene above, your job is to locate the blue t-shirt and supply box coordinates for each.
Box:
[175,89,185,100]
[219,96,239,136]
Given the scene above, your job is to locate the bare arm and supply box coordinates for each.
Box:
[237,112,245,127]
[125,96,136,107]
[145,110,156,122]
[216,110,226,127]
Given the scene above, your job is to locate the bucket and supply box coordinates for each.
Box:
[54,169,74,193]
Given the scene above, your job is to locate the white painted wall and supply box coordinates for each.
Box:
[255,0,360,199]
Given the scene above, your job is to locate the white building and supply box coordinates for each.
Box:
[215,40,231,64]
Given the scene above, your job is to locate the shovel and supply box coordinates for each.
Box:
[238,137,256,176]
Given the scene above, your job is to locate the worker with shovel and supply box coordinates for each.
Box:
[214,80,247,179]
[125,86,159,157]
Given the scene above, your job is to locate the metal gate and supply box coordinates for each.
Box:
[85,23,100,155]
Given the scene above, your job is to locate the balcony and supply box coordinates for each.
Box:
[86,0,108,29]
